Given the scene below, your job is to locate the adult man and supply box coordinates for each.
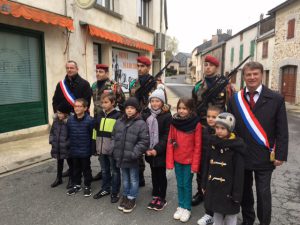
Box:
[52,60,92,188]
[228,61,288,225]
[129,56,157,187]
[192,55,234,215]
[91,63,125,181]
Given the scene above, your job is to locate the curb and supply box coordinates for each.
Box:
[0,153,52,175]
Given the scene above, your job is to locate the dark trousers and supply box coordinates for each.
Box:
[66,158,73,178]
[150,166,167,199]
[56,159,64,178]
[241,169,273,225]
[72,157,93,187]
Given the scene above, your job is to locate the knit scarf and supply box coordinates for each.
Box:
[205,75,217,89]
[172,113,199,132]
[146,108,161,148]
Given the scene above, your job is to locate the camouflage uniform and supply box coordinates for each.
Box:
[192,75,234,126]
[91,79,125,118]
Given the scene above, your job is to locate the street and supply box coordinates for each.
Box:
[0,75,299,225]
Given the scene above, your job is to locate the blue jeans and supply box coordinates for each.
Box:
[99,154,120,194]
[174,162,194,210]
[121,167,139,199]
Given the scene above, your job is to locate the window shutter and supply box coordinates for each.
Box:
[230,47,234,63]
[239,44,244,61]
[250,40,255,57]
[287,19,295,39]
[262,41,268,58]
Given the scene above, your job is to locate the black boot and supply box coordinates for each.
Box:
[92,171,102,181]
[51,159,63,188]
[51,178,62,188]
[192,191,203,206]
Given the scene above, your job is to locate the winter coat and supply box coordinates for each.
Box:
[202,134,245,215]
[112,115,149,168]
[49,115,69,159]
[200,126,215,173]
[228,85,289,170]
[67,113,94,158]
[52,74,92,113]
[143,108,172,167]
[166,118,202,173]
[93,109,122,155]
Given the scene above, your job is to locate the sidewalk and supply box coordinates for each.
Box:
[1,88,298,175]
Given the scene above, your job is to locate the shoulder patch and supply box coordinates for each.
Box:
[91,82,97,90]
[194,80,203,93]
[129,79,137,90]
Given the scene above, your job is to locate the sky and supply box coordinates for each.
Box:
[167,0,286,53]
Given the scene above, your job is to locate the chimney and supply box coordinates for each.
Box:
[211,34,218,45]
[227,29,232,36]
[217,29,222,35]
[203,39,208,43]
[260,13,264,21]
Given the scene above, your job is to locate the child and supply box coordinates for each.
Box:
[144,89,172,211]
[197,105,222,225]
[66,98,94,197]
[49,102,71,188]
[112,97,149,213]
[166,98,202,223]
[202,112,245,225]
[93,93,122,203]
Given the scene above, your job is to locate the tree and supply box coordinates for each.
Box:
[165,36,179,62]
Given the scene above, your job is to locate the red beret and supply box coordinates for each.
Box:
[204,55,219,67]
[96,64,109,71]
[137,56,151,66]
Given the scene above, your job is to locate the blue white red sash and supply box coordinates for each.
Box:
[59,79,76,106]
[234,89,271,151]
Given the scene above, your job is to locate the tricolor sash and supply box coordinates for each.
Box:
[59,79,76,106]
[234,90,272,152]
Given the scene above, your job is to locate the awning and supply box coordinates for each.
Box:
[87,24,154,52]
[0,0,74,31]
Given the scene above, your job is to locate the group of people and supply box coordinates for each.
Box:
[49,55,289,225]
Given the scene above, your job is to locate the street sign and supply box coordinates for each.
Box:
[75,0,96,9]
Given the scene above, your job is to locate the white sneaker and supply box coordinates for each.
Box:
[180,209,191,222]
[173,207,184,220]
[197,214,214,225]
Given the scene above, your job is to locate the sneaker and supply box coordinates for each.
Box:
[67,185,82,196]
[153,198,167,211]
[123,198,136,213]
[83,186,92,197]
[147,196,158,210]
[173,207,184,220]
[118,196,128,211]
[197,214,214,225]
[93,189,110,199]
[111,193,120,203]
[180,209,191,222]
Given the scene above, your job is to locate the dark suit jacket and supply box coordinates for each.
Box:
[228,85,288,170]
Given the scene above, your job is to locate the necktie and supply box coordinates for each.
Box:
[248,92,256,109]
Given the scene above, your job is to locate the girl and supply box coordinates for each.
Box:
[49,103,71,188]
[166,98,202,222]
[144,89,172,211]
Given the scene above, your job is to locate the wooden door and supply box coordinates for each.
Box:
[281,66,297,103]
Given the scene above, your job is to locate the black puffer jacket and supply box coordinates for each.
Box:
[143,109,172,167]
[202,134,245,215]
[49,115,69,159]
[112,115,149,168]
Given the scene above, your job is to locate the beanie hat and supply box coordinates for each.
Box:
[149,88,166,104]
[124,97,140,112]
[215,112,236,132]
[57,102,72,114]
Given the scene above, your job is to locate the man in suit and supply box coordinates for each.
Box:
[228,61,289,225]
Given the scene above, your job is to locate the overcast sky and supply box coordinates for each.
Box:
[167,0,286,53]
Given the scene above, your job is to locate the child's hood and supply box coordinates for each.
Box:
[52,113,68,124]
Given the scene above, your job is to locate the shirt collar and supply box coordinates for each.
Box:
[246,84,262,95]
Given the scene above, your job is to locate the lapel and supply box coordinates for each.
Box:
[252,85,273,112]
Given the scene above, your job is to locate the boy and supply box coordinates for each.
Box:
[93,93,122,203]
[67,98,94,197]
[112,97,149,213]
[202,113,245,225]
[197,105,222,225]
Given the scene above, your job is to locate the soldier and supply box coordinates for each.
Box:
[191,55,234,209]
[91,63,125,181]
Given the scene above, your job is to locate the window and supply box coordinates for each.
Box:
[230,47,234,63]
[250,40,255,57]
[138,0,150,27]
[262,41,268,58]
[239,44,244,61]
[240,33,243,41]
[287,18,295,39]
[96,0,114,11]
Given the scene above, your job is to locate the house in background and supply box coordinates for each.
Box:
[174,52,191,75]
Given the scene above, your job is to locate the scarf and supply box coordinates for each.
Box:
[138,74,150,86]
[97,79,107,89]
[205,75,217,89]
[146,108,161,149]
[172,113,199,132]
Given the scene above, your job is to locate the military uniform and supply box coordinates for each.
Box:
[91,79,125,117]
